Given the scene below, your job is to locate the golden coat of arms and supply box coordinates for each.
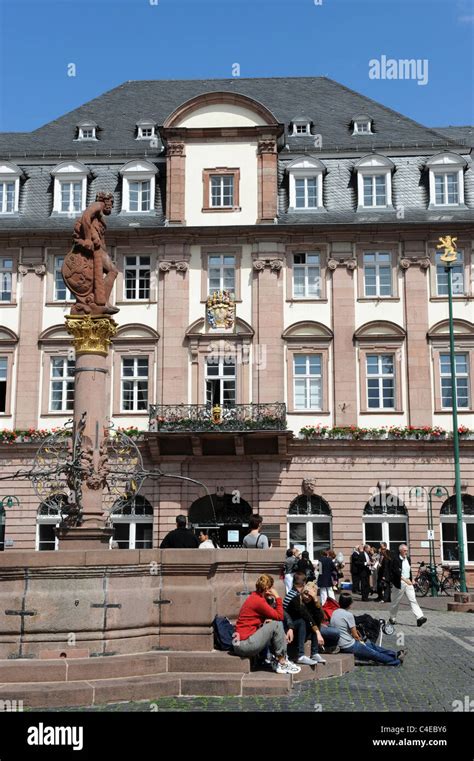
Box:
[206,290,235,331]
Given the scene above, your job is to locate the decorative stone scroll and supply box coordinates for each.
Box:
[159,260,189,272]
[252,258,284,272]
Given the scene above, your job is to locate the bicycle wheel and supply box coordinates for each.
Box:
[441,578,461,596]
[415,575,430,597]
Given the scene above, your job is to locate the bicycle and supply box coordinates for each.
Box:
[413,561,461,597]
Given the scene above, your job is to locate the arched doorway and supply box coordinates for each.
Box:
[110,496,153,549]
[440,494,474,563]
[287,494,332,561]
[188,493,252,548]
[363,494,408,553]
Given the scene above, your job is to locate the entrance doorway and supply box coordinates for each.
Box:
[188,493,252,548]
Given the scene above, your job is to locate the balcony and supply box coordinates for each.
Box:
[145,403,290,459]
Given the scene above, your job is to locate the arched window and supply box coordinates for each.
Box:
[440,494,474,564]
[188,493,252,548]
[109,495,153,549]
[363,494,408,553]
[36,496,65,551]
[287,494,332,560]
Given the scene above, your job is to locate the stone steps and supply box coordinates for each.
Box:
[447,591,474,613]
[0,650,354,707]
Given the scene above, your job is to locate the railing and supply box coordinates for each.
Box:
[149,403,287,432]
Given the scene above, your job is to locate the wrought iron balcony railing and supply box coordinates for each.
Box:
[149,403,287,432]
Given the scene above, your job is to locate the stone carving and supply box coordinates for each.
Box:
[65,314,118,356]
[257,140,277,154]
[62,192,119,316]
[345,259,357,271]
[327,258,339,270]
[167,142,185,156]
[206,290,236,330]
[302,478,317,496]
[400,258,411,270]
[159,260,189,272]
[400,257,431,270]
[18,263,46,276]
[252,258,284,271]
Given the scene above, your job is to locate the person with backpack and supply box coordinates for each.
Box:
[242,514,271,549]
[232,574,301,674]
[330,593,404,666]
[295,550,316,581]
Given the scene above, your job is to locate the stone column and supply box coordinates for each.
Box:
[14,260,45,428]
[166,142,186,225]
[251,248,285,403]
[257,139,278,223]
[330,257,358,426]
[400,253,432,426]
[157,247,190,404]
[58,315,117,548]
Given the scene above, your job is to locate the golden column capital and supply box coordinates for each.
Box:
[65,314,118,356]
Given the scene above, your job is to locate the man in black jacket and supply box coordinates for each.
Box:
[350,545,363,594]
[353,545,371,601]
[389,544,427,626]
[160,515,199,549]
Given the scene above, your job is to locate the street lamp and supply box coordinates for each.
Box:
[0,496,20,509]
[410,485,449,596]
[436,235,467,592]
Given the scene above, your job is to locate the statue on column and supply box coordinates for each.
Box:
[62,192,119,315]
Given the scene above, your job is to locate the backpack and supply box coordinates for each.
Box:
[354,614,381,643]
[212,615,235,651]
[322,597,340,625]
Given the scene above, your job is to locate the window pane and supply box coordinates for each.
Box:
[365,522,383,543]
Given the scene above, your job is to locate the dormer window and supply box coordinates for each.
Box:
[291,115,312,136]
[354,155,394,209]
[120,160,157,213]
[51,161,88,214]
[136,121,157,140]
[287,157,326,210]
[352,115,373,135]
[0,162,21,214]
[76,122,97,141]
[425,152,467,207]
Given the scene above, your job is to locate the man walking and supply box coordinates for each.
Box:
[389,544,427,627]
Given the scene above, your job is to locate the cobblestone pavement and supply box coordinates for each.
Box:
[43,606,474,713]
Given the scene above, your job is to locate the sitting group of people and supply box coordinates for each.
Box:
[233,571,406,673]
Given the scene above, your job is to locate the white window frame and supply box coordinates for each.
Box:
[286,516,332,562]
[363,514,408,553]
[208,254,236,294]
[205,356,236,408]
[363,251,393,297]
[136,122,156,140]
[76,123,97,141]
[0,356,7,414]
[288,158,325,210]
[435,250,465,296]
[120,160,157,213]
[51,162,88,214]
[366,353,396,410]
[0,162,21,214]
[291,121,311,136]
[440,516,474,565]
[53,256,73,301]
[439,351,470,410]
[433,172,459,206]
[120,356,149,413]
[292,252,321,298]
[124,255,151,300]
[210,174,234,208]
[352,120,373,135]
[110,516,154,550]
[0,257,13,302]
[49,356,75,413]
[36,517,60,551]
[293,353,322,411]
[427,153,466,207]
[355,155,394,210]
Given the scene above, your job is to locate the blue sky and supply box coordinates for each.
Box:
[0,0,473,131]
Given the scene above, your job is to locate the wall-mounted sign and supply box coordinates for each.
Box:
[227,530,239,543]
[427,530,435,541]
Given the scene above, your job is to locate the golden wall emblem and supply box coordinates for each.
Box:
[206,290,236,331]
[436,235,458,263]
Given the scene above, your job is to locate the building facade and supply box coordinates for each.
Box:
[0,77,473,578]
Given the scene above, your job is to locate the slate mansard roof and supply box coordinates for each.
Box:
[0,76,472,231]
